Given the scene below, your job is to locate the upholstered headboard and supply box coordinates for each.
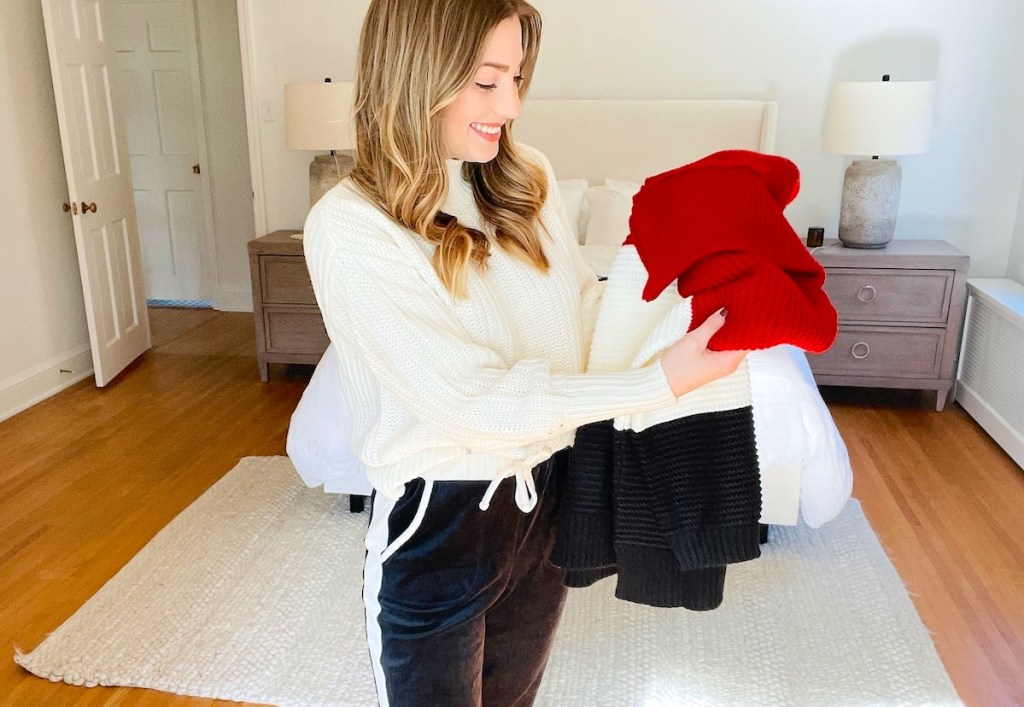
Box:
[513,99,777,184]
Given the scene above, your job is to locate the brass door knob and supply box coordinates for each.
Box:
[192,163,201,174]
[63,202,79,214]
[81,202,97,213]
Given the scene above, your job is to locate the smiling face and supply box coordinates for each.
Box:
[441,15,525,162]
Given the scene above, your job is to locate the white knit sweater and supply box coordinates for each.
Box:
[302,144,676,510]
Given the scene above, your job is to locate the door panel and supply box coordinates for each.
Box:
[108,0,205,300]
[42,0,151,387]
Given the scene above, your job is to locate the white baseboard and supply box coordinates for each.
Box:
[0,346,94,423]
[214,287,254,313]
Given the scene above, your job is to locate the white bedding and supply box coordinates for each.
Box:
[286,344,371,496]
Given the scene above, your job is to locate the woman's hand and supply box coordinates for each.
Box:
[659,309,749,397]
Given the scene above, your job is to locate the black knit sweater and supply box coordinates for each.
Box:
[551,408,762,610]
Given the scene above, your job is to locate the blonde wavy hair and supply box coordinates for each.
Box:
[349,0,549,298]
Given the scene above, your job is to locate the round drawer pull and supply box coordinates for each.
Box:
[857,284,876,302]
[851,341,871,360]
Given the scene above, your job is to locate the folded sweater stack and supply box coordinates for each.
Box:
[552,150,839,609]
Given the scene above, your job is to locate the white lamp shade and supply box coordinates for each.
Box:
[284,82,355,151]
[823,80,936,156]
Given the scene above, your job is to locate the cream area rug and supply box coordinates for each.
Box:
[15,456,962,706]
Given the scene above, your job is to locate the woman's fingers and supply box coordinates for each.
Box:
[704,348,750,374]
[659,308,748,397]
[687,307,728,348]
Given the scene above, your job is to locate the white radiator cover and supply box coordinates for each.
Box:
[956,278,1024,469]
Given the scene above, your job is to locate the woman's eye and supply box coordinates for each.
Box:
[475,76,524,91]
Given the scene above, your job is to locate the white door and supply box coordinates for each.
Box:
[41,0,151,387]
[107,0,208,301]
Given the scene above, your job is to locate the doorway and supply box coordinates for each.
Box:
[40,0,253,386]
[105,0,252,309]
[106,0,210,304]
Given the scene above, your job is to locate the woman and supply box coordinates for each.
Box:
[302,1,747,704]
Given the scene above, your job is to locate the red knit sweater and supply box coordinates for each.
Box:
[624,150,837,353]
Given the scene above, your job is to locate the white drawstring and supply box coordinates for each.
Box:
[514,468,538,512]
[478,467,538,513]
[478,477,502,512]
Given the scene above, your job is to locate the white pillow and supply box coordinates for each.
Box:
[583,179,641,247]
[603,178,643,195]
[578,244,620,278]
[556,178,589,243]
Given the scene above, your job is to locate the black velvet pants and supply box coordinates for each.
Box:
[362,451,568,707]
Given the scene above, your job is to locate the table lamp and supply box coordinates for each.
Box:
[823,75,936,248]
[284,79,356,208]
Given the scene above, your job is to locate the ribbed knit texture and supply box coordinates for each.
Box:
[585,245,853,532]
[614,554,726,611]
[550,420,617,571]
[616,409,762,573]
[552,194,773,608]
[301,144,677,501]
[553,409,762,610]
[625,149,838,353]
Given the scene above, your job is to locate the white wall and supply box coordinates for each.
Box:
[244,0,1024,279]
[196,0,256,311]
[1007,171,1024,282]
[242,0,366,236]
[0,0,93,421]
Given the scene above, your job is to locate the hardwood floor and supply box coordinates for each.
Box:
[1,307,1022,706]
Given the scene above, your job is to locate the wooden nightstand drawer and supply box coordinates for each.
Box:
[809,239,969,410]
[261,256,317,305]
[264,307,329,354]
[824,268,953,324]
[809,325,944,378]
[250,231,330,381]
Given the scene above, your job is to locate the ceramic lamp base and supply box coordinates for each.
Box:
[310,151,355,207]
[838,158,901,249]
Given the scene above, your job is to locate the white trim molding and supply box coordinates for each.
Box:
[0,346,94,423]
[215,286,255,313]
[236,0,267,240]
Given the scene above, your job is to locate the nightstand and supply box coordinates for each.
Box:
[248,230,329,381]
[808,239,969,411]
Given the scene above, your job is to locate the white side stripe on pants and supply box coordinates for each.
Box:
[363,480,434,707]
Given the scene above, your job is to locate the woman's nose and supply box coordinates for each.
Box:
[497,83,521,120]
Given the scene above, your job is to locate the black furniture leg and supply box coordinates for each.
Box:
[758,523,770,545]
[350,494,367,513]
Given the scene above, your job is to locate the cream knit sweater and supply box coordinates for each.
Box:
[302,144,676,510]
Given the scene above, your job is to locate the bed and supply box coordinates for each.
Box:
[288,99,851,529]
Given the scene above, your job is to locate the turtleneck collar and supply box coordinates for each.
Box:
[445,157,471,188]
[442,158,485,231]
